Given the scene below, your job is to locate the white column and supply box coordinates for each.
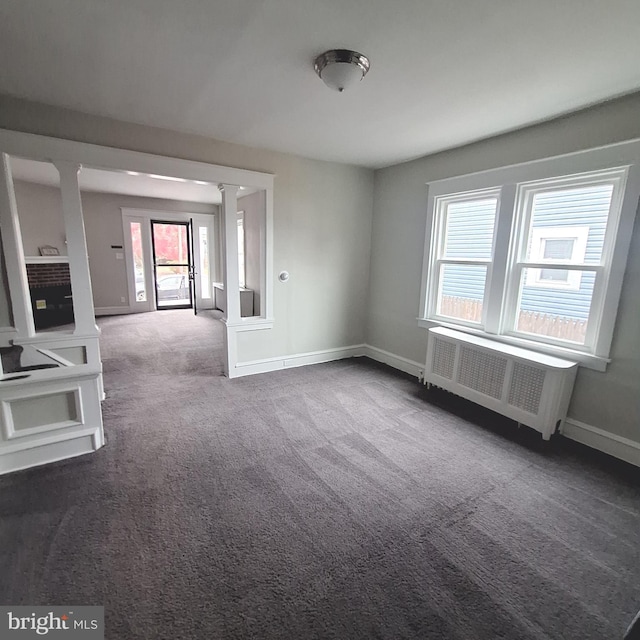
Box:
[219,184,241,324]
[0,153,36,338]
[55,162,97,335]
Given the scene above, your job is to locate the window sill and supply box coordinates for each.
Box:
[417,317,610,372]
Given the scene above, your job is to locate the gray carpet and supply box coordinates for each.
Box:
[1,309,639,639]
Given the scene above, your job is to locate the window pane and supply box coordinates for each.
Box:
[153,223,189,264]
[237,218,245,288]
[437,264,487,323]
[539,268,569,282]
[155,265,190,307]
[516,267,596,344]
[443,198,497,260]
[130,222,146,302]
[543,238,574,260]
[526,184,614,265]
[198,227,211,298]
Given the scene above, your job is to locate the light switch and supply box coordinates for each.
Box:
[116,253,124,260]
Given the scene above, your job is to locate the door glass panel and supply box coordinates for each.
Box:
[153,223,188,265]
[199,226,211,298]
[155,265,190,307]
[130,221,146,302]
[152,221,192,310]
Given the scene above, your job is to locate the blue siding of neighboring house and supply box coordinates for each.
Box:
[441,185,612,320]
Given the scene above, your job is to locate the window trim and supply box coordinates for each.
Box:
[419,140,640,371]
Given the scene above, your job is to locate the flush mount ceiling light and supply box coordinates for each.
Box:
[314,49,370,92]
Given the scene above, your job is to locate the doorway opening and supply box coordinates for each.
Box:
[150,220,193,311]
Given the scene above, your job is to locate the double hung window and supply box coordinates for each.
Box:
[420,144,640,369]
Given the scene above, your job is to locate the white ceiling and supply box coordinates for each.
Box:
[10,157,228,204]
[1,0,640,169]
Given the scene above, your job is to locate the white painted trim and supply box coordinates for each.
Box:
[0,153,36,338]
[362,345,424,378]
[231,343,424,380]
[0,429,102,475]
[0,129,274,190]
[425,137,640,189]
[24,256,69,264]
[417,317,609,371]
[35,348,76,367]
[95,306,129,316]
[56,161,98,334]
[232,344,366,377]
[561,418,640,467]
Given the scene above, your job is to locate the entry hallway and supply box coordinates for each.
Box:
[1,310,639,639]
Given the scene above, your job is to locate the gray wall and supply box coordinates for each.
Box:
[368,92,640,443]
[0,229,12,329]
[0,95,374,359]
[80,190,215,309]
[13,180,66,257]
[13,180,216,309]
[239,190,264,316]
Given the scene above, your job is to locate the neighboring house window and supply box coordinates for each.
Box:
[237,211,246,288]
[420,145,640,369]
[526,226,589,290]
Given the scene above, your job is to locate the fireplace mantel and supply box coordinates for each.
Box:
[25,256,70,264]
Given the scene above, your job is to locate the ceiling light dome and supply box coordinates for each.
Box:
[314,49,370,92]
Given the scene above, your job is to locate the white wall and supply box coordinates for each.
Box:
[0,96,374,359]
[13,180,66,257]
[368,92,640,444]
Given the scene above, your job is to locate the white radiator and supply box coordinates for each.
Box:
[425,327,578,440]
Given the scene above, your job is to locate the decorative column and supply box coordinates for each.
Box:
[0,153,36,338]
[218,184,241,377]
[55,162,97,335]
[219,184,241,324]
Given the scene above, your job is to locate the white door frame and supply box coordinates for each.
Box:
[121,208,217,312]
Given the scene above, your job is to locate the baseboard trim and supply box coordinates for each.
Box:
[233,344,366,377]
[95,306,129,316]
[362,345,423,378]
[562,418,640,467]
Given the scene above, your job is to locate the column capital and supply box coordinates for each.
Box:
[54,161,82,176]
[218,183,240,195]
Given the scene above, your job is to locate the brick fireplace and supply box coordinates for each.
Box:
[26,261,74,329]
